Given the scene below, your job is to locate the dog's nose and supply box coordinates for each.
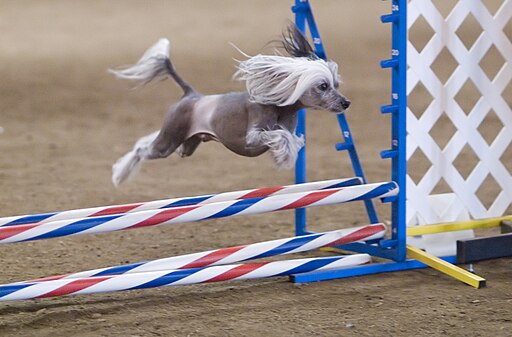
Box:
[341,98,351,110]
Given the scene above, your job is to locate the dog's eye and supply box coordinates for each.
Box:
[319,83,329,91]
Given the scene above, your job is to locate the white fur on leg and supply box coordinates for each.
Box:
[111,150,141,187]
[134,130,160,149]
[248,128,305,169]
[112,131,159,186]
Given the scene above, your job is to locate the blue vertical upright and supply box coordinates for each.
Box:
[380,0,408,262]
[293,1,307,236]
[292,0,379,236]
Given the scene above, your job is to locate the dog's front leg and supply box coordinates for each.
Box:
[246,126,304,169]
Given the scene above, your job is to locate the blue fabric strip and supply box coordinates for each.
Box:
[29,214,125,241]
[206,197,266,219]
[130,268,200,289]
[274,257,342,276]
[5,212,58,226]
[248,233,323,261]
[162,195,213,208]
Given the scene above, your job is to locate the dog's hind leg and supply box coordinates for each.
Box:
[112,131,186,186]
[112,129,189,186]
[176,136,202,158]
[112,101,195,186]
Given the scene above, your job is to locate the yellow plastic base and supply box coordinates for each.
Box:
[406,245,486,289]
[406,216,512,236]
[321,246,486,288]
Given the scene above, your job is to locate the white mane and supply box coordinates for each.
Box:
[234,54,340,106]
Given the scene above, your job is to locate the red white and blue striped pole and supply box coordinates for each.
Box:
[21,224,385,283]
[0,254,371,302]
[0,182,398,244]
[0,178,361,227]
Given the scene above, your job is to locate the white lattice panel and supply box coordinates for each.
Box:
[407,0,512,225]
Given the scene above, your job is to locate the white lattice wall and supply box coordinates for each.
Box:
[406,0,512,226]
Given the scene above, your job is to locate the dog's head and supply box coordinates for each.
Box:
[294,60,350,113]
[235,23,350,113]
[281,23,350,113]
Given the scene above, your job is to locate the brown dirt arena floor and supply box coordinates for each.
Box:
[0,1,511,336]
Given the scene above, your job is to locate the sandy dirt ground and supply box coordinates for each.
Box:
[0,1,511,336]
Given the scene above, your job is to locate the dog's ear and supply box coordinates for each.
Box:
[281,22,318,59]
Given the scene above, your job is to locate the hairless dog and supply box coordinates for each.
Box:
[110,24,350,186]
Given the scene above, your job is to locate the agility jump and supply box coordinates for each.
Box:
[2,0,509,302]
[0,13,392,302]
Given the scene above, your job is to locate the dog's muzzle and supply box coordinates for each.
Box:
[331,97,351,113]
[340,97,351,110]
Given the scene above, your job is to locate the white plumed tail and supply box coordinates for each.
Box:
[109,38,171,84]
[112,131,159,186]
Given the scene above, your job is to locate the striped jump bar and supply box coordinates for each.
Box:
[0,178,362,227]
[18,224,385,283]
[0,254,371,302]
[0,181,398,244]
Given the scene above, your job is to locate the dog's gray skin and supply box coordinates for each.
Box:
[111,25,350,186]
[153,92,300,159]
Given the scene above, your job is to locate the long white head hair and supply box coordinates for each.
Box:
[234,54,340,106]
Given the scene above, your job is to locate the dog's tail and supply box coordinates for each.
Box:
[112,131,159,186]
[109,38,195,95]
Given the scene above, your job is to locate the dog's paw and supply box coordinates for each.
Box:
[111,151,142,186]
[266,130,303,170]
